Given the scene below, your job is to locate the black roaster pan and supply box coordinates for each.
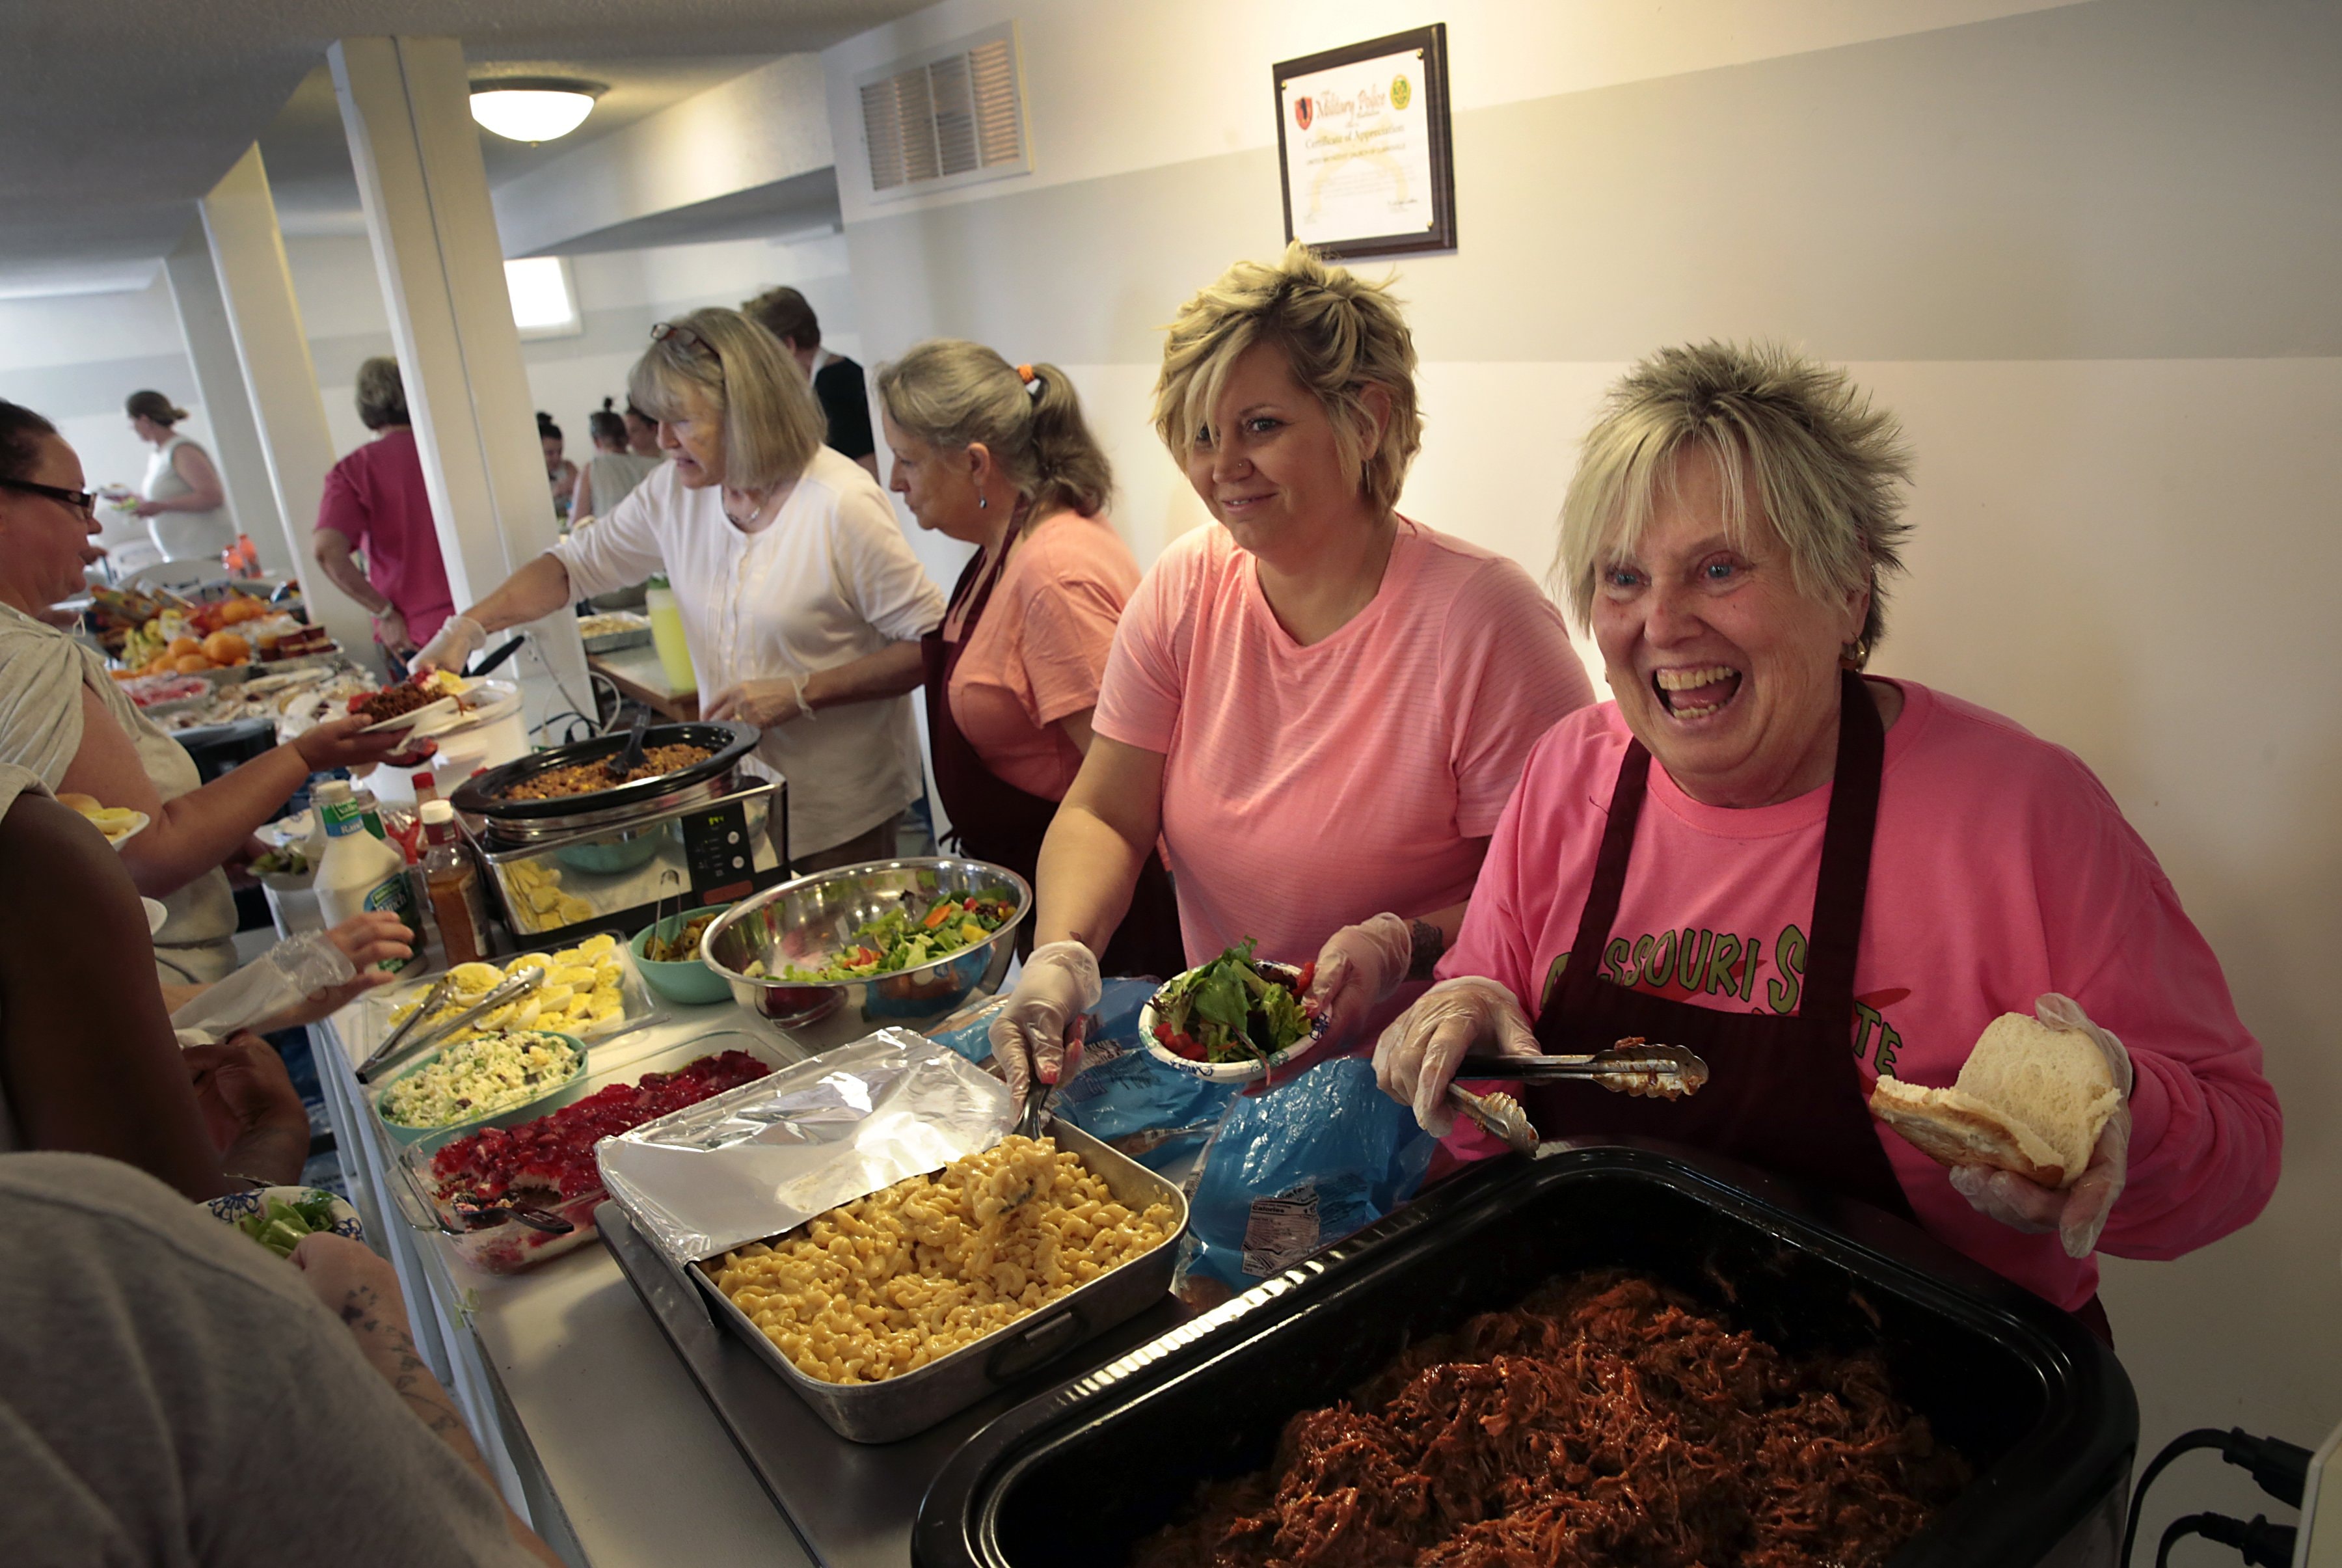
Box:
[915,1139,2136,1568]
[450,720,758,822]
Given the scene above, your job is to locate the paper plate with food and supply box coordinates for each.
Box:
[1140,939,1328,1085]
[58,791,149,848]
[202,1185,364,1257]
[351,669,473,734]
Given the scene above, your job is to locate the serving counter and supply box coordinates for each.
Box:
[316,999,818,1566]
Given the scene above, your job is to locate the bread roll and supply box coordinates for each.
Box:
[1868,1012,2121,1189]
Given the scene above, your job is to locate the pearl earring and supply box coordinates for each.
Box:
[977,495,988,510]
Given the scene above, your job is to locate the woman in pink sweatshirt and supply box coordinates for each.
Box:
[1374,342,2280,1338]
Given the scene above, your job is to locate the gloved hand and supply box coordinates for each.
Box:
[1371,975,1541,1135]
[988,941,1103,1108]
[1304,913,1413,1046]
[704,673,813,728]
[1946,993,2134,1260]
[410,613,486,674]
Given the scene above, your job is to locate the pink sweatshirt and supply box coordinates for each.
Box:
[1442,681,2281,1310]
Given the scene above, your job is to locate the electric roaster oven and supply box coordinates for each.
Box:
[450,721,790,950]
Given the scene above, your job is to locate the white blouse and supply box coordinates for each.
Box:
[552,448,945,857]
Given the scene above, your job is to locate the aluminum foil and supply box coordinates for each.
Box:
[596,1027,1014,1264]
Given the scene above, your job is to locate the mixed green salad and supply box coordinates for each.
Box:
[1150,939,1315,1066]
[749,892,1016,983]
[236,1191,343,1258]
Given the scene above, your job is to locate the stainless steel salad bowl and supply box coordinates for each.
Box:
[699,858,1030,1037]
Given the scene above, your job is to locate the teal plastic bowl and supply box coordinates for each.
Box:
[628,905,735,1006]
[555,821,670,875]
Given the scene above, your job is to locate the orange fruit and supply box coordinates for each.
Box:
[167,636,202,657]
[172,654,213,674]
[200,631,249,665]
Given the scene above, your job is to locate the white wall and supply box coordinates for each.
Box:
[824,0,2342,1541]
[285,228,862,472]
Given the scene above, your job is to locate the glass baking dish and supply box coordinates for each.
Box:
[387,1025,798,1275]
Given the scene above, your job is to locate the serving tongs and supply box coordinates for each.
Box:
[1456,1042,1711,1100]
[357,964,548,1083]
[356,971,459,1081]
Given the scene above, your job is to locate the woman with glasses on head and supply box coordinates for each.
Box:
[0,400,418,984]
[876,342,1182,975]
[414,310,947,871]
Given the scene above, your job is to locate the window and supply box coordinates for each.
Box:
[504,256,581,339]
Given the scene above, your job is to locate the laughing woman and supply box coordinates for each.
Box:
[1373,342,2281,1335]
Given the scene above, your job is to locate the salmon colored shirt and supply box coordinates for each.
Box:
[1440,682,2283,1310]
[947,510,1139,802]
[1094,518,1596,974]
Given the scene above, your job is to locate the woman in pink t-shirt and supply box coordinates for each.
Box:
[874,339,1182,976]
[986,244,1595,1101]
[1375,342,2281,1327]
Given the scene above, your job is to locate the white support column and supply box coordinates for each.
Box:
[329,35,592,725]
[163,222,293,576]
[197,146,377,658]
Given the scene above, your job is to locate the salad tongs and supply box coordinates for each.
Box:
[358,965,547,1083]
[356,971,458,1081]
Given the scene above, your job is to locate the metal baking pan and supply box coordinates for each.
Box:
[915,1139,2136,1568]
[690,1119,1187,1444]
[451,720,759,839]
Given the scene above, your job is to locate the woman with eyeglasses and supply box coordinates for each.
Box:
[0,399,418,983]
[414,310,947,871]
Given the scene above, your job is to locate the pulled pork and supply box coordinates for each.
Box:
[1132,1271,1967,1568]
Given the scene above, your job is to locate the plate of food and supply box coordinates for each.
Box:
[371,934,646,1049]
[349,669,472,733]
[58,791,149,848]
[202,1185,364,1257]
[1140,939,1326,1085]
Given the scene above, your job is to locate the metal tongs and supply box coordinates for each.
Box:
[1448,1041,1711,1156]
[357,964,548,1082]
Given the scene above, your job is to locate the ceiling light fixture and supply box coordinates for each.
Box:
[468,77,607,144]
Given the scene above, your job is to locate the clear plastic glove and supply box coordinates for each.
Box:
[704,673,813,729]
[1945,993,2133,1260]
[1305,913,1413,1046]
[171,930,358,1046]
[987,941,1102,1107]
[1371,975,1541,1135]
[410,613,486,673]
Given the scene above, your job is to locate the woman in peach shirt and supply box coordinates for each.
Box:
[876,340,1183,976]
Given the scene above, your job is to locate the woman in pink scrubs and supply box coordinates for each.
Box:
[1373,342,2281,1336]
[988,244,1596,1098]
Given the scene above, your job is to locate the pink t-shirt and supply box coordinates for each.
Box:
[948,510,1138,802]
[314,428,455,643]
[1442,681,2281,1310]
[1094,518,1596,973]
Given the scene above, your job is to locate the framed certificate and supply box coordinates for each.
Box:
[1272,23,1457,259]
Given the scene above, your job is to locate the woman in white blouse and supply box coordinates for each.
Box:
[416,310,945,869]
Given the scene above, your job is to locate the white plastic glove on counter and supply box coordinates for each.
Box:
[1946,992,2134,1259]
[986,940,1103,1107]
[1371,975,1541,1135]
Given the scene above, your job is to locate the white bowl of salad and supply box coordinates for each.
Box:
[1140,942,1328,1085]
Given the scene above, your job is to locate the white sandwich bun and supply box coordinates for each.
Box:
[1868,1012,2123,1189]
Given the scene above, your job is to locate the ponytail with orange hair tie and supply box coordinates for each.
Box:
[1016,363,1042,396]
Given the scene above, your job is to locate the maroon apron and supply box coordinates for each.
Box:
[920,537,1184,978]
[1524,671,2110,1340]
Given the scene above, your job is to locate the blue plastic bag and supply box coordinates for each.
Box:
[1181,1057,1438,1293]
[928,979,1235,1173]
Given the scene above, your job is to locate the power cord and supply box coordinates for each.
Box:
[2157,1512,2296,1567]
[2126,1427,2313,1565]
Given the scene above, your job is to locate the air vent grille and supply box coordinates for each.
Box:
[857,26,1028,198]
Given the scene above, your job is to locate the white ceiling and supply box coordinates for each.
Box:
[0,0,928,291]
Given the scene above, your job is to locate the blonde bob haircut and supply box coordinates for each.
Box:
[876,341,1113,520]
[626,306,823,493]
[1557,341,1914,660]
[1152,241,1423,517]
